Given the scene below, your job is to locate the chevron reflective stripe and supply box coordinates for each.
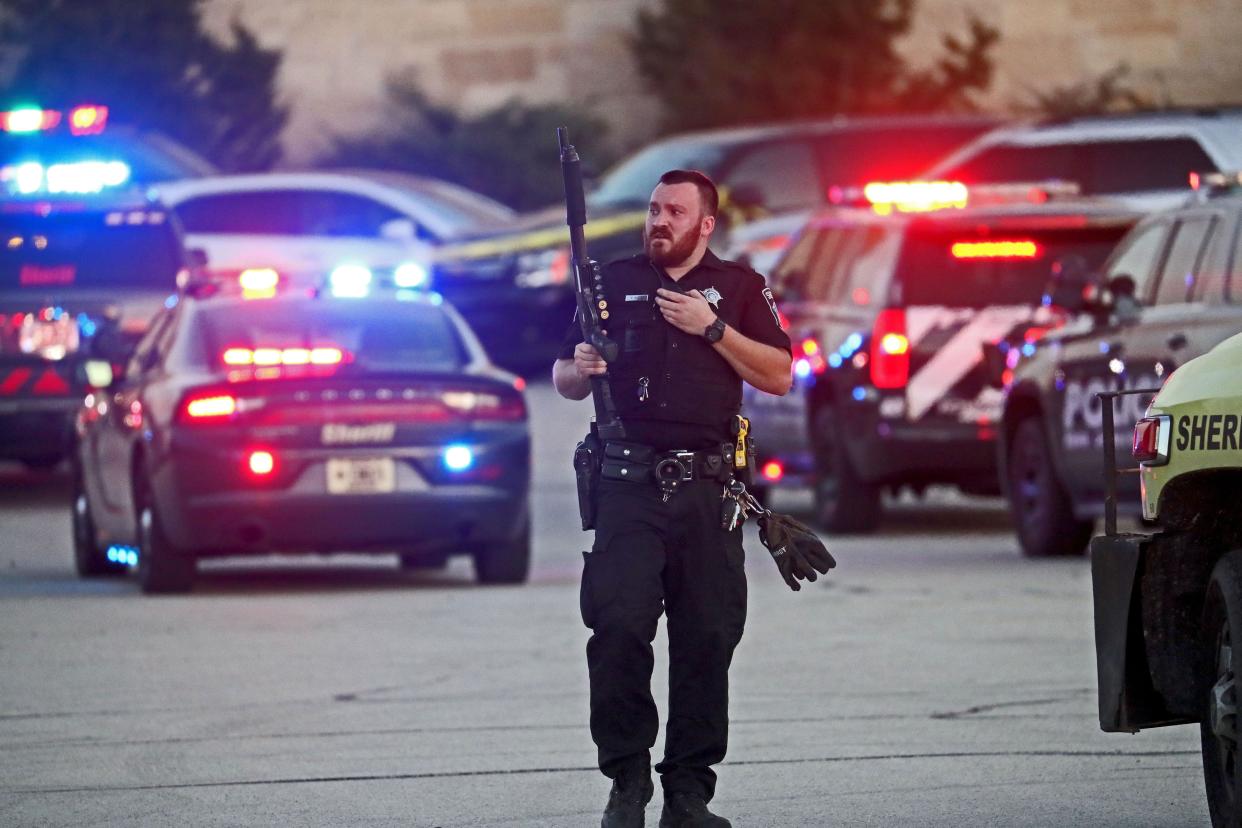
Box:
[0,366,33,395]
[30,368,70,395]
[904,305,1033,421]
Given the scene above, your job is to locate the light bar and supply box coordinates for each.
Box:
[69,105,108,136]
[951,240,1042,260]
[1,107,61,133]
[393,261,429,289]
[221,346,346,367]
[330,264,373,298]
[1,160,131,196]
[863,181,968,215]
[238,267,280,299]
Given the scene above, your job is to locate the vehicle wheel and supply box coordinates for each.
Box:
[72,467,125,577]
[1202,551,1242,827]
[135,475,194,594]
[811,408,880,534]
[1006,417,1094,557]
[473,517,531,585]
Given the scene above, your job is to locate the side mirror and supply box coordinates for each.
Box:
[379,218,417,242]
[1044,255,1093,312]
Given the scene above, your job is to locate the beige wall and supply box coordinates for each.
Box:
[204,0,1242,165]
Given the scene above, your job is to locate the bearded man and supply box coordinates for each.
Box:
[552,169,792,827]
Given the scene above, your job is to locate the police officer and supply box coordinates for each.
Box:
[552,170,792,828]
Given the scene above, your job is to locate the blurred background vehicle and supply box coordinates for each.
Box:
[154,170,516,296]
[998,171,1242,557]
[744,182,1142,533]
[433,115,1001,371]
[0,103,201,470]
[72,271,531,593]
[924,109,1242,211]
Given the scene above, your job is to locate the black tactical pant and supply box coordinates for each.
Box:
[580,476,747,801]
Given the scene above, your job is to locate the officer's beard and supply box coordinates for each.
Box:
[644,222,702,268]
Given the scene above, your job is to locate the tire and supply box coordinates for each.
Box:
[72,466,125,577]
[473,516,531,585]
[1006,417,1094,557]
[135,475,194,594]
[810,407,880,534]
[1202,551,1242,828]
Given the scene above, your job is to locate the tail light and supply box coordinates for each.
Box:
[246,450,276,477]
[1132,415,1171,465]
[869,309,910,389]
[950,239,1042,259]
[761,460,784,481]
[181,392,237,423]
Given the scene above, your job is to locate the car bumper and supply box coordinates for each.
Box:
[153,436,530,555]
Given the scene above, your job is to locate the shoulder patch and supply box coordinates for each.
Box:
[762,287,782,327]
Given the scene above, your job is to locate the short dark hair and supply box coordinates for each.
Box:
[658,169,719,219]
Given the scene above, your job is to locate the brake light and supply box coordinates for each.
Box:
[238,268,280,299]
[246,450,276,477]
[761,460,784,481]
[863,181,968,215]
[220,346,346,369]
[183,393,236,420]
[1132,415,1171,465]
[951,240,1042,259]
[870,309,909,389]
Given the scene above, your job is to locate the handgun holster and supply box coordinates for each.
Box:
[573,431,602,530]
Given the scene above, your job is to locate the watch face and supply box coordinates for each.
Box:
[705,319,724,342]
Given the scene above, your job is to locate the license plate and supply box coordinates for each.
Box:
[326,457,395,494]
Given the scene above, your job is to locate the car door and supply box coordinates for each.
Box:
[1055,218,1174,506]
[174,189,417,279]
[92,308,175,532]
[1177,209,1242,361]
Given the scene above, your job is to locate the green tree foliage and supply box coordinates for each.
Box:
[1026,63,1158,119]
[0,0,286,171]
[323,81,614,212]
[631,0,998,132]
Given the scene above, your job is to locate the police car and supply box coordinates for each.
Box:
[71,270,531,592]
[744,181,1141,533]
[1087,330,1242,826]
[435,115,998,369]
[1000,172,1242,557]
[0,104,204,468]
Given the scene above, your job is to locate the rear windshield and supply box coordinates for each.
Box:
[896,223,1131,307]
[195,300,467,372]
[0,210,182,291]
[939,139,1216,194]
[592,139,728,208]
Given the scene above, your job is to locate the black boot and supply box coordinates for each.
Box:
[601,763,654,828]
[658,791,731,828]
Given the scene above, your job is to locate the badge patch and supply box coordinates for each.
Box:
[703,286,722,307]
[762,287,781,326]
[625,293,649,302]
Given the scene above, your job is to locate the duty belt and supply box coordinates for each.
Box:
[600,440,730,501]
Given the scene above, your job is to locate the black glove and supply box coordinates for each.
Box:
[757,512,836,591]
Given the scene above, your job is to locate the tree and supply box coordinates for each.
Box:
[1026,63,1158,120]
[631,0,998,133]
[0,0,287,171]
[322,80,614,212]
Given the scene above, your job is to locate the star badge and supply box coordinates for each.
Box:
[703,286,722,307]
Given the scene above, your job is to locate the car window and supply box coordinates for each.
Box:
[196,300,466,372]
[0,210,182,292]
[724,141,821,212]
[126,309,173,378]
[1192,214,1233,303]
[1230,216,1242,302]
[771,225,827,301]
[1153,217,1214,306]
[895,224,1130,308]
[1104,222,1171,302]
[592,140,729,208]
[176,190,406,237]
[944,139,1215,195]
[816,124,992,185]
[777,224,900,305]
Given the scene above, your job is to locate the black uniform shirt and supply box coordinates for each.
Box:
[558,250,790,451]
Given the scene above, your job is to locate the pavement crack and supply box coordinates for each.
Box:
[930,692,1090,720]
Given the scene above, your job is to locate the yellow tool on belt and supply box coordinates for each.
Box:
[733,415,750,468]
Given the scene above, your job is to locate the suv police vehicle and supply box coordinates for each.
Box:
[746,181,1140,532]
[433,116,997,369]
[1000,172,1242,557]
[925,109,1242,212]
[72,267,531,593]
[1088,330,1242,827]
[0,103,205,468]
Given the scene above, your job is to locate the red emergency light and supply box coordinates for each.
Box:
[1132,415,1171,465]
[68,105,108,136]
[0,108,62,133]
[950,240,1042,260]
[221,346,345,367]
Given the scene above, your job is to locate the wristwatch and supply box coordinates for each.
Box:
[704,317,726,343]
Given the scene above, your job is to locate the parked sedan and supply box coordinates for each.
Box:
[72,276,531,593]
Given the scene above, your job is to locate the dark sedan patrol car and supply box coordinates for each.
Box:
[73,275,531,592]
